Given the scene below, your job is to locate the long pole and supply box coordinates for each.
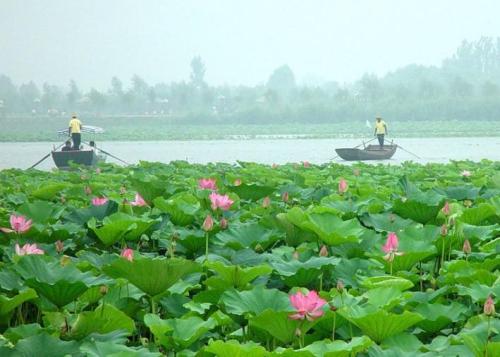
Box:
[84,141,130,165]
[396,144,422,159]
[330,137,377,161]
[28,142,66,169]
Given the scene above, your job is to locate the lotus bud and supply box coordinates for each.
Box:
[353,168,360,176]
[442,201,450,216]
[294,327,302,337]
[292,250,299,260]
[121,248,134,262]
[336,280,344,293]
[449,216,456,227]
[55,240,64,254]
[272,163,279,169]
[401,196,407,202]
[60,255,71,267]
[60,195,66,204]
[464,199,473,208]
[319,245,328,257]
[262,196,271,208]
[219,217,228,230]
[440,224,448,237]
[303,161,310,168]
[329,303,337,312]
[338,178,348,194]
[99,285,109,295]
[484,295,495,316]
[463,239,472,255]
[202,215,214,232]
[120,186,127,195]
[234,179,242,186]
[254,243,263,253]
[84,186,92,195]
[282,191,289,203]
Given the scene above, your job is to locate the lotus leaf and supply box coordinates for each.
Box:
[214,222,281,250]
[221,285,291,316]
[153,193,200,226]
[205,261,272,289]
[204,339,267,357]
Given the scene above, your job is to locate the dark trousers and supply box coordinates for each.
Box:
[72,133,81,150]
[377,134,385,148]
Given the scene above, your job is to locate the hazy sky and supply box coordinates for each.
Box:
[1,0,500,90]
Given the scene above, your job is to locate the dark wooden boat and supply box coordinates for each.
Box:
[52,149,99,169]
[335,144,397,161]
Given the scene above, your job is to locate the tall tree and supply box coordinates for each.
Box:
[190,56,206,88]
[267,65,296,95]
[67,80,81,107]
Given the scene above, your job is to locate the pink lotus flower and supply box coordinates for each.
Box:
[15,243,44,256]
[484,295,496,316]
[198,178,217,191]
[289,290,327,321]
[382,232,402,262]
[1,214,32,234]
[442,201,450,216]
[121,248,134,261]
[461,170,472,177]
[262,196,271,208]
[209,192,234,211]
[233,179,242,186]
[202,214,214,231]
[338,178,348,194]
[319,245,328,257]
[92,197,108,206]
[130,193,147,207]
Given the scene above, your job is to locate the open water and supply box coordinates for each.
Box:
[0,137,499,170]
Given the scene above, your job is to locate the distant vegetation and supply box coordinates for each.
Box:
[1,37,500,126]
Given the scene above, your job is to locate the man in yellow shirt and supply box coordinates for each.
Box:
[68,114,82,150]
[374,117,388,149]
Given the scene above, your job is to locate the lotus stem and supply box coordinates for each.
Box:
[332,312,336,341]
[150,296,157,315]
[440,239,445,270]
[319,273,323,292]
[205,232,209,262]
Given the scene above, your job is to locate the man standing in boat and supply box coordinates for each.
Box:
[374,116,388,149]
[68,114,82,150]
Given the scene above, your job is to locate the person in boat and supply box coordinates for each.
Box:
[374,117,388,149]
[68,114,82,150]
[61,140,73,151]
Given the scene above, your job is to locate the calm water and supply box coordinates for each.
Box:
[0,137,499,170]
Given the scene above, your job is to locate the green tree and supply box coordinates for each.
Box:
[190,56,206,88]
[267,65,296,95]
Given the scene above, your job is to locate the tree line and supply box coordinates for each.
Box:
[1,37,500,123]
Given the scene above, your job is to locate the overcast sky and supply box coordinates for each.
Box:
[1,0,499,90]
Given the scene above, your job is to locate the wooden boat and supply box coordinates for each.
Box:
[52,149,100,169]
[335,144,397,161]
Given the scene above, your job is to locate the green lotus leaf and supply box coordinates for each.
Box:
[214,222,280,250]
[302,336,373,357]
[456,282,500,302]
[204,261,272,289]
[79,341,162,357]
[3,323,45,344]
[414,302,468,333]
[269,256,340,287]
[129,173,168,203]
[3,333,79,357]
[153,192,200,226]
[362,287,405,310]
[361,213,416,233]
[65,200,118,225]
[14,255,107,308]
[70,304,135,340]
[31,182,68,200]
[286,207,364,245]
[439,260,498,286]
[479,237,500,253]
[459,203,497,226]
[460,315,500,357]
[103,256,201,297]
[221,285,291,316]
[381,333,423,353]
[17,200,64,224]
[333,258,383,288]
[361,276,414,291]
[249,309,319,344]
[392,199,441,225]
[0,270,23,291]
[144,313,217,349]
[88,212,158,246]
[339,306,423,343]
[229,183,275,201]
[0,289,37,322]
[204,339,267,357]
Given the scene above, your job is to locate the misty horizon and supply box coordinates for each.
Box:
[2,0,500,90]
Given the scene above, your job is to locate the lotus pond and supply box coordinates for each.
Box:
[0,160,499,356]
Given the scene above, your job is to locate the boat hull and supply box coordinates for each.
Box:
[335,145,397,161]
[52,150,99,169]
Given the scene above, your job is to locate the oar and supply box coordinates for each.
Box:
[330,137,377,161]
[84,142,130,165]
[28,142,66,169]
[396,144,421,159]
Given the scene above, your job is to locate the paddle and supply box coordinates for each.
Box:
[330,137,377,161]
[84,142,130,165]
[28,142,66,169]
[396,144,422,159]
